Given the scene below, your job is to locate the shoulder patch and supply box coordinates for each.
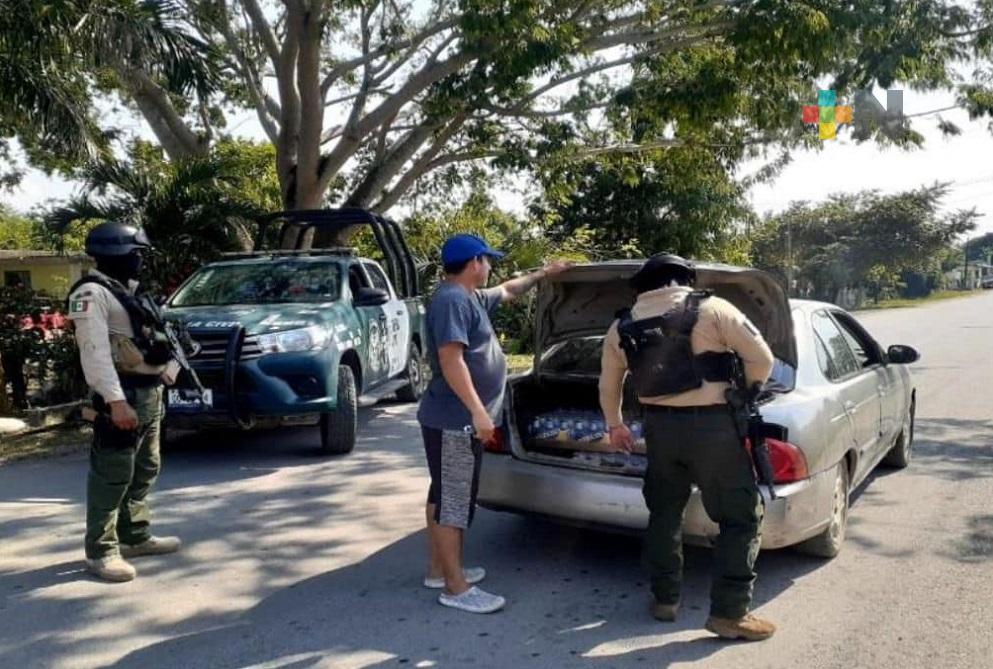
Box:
[69,298,91,314]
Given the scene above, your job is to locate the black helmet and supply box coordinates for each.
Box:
[630,253,696,293]
[84,222,153,258]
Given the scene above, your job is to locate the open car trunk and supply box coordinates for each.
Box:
[506,260,795,477]
[507,371,650,477]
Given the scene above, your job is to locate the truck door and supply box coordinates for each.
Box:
[363,261,409,379]
[348,264,389,389]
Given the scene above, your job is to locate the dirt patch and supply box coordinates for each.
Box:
[0,424,91,465]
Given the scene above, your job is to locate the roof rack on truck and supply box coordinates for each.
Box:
[255,208,420,299]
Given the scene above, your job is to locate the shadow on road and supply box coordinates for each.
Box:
[911,417,993,482]
[97,513,823,669]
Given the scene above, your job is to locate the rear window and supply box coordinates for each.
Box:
[540,336,795,391]
[170,261,342,307]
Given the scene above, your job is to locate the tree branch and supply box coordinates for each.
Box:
[317,50,473,193]
[239,0,280,64]
[351,113,466,208]
[583,20,737,52]
[275,3,303,206]
[295,1,326,204]
[216,1,280,143]
[121,68,205,159]
[320,16,458,96]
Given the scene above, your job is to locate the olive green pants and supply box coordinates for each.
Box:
[642,407,764,619]
[85,386,163,560]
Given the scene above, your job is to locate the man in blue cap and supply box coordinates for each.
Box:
[417,233,571,613]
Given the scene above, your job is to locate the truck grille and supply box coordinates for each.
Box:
[187,331,263,363]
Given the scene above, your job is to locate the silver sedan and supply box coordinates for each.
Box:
[478,262,918,558]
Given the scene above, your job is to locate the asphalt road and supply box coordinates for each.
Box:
[1,291,991,669]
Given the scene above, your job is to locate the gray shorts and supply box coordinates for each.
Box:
[422,426,483,529]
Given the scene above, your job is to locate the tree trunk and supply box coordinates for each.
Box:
[0,357,9,414]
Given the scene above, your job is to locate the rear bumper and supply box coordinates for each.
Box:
[477,453,837,549]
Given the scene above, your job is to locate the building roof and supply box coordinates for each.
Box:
[0,250,91,262]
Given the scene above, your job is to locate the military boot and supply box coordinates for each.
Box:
[121,535,182,558]
[86,555,137,582]
[705,614,776,641]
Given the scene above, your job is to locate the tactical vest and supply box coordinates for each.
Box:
[617,290,738,398]
[67,275,172,368]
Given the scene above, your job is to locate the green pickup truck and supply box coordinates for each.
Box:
[162,209,427,454]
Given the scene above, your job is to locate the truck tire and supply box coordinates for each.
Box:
[396,343,426,402]
[795,462,849,559]
[320,365,357,454]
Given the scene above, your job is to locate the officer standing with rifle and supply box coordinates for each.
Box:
[68,223,183,582]
[598,254,777,641]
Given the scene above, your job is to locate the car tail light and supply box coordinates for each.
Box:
[745,437,809,483]
[483,427,509,454]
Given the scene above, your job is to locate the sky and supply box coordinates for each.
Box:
[5,84,993,237]
[746,87,993,236]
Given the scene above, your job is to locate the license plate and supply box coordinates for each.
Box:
[167,388,213,409]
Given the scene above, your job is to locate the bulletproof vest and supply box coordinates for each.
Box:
[616,290,737,398]
[67,275,172,367]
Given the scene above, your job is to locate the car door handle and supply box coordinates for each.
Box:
[395,311,404,316]
[844,400,857,413]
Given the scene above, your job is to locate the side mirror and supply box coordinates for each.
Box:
[887,345,920,365]
[353,286,389,307]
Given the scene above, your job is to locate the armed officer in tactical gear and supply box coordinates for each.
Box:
[68,222,182,582]
[598,254,777,641]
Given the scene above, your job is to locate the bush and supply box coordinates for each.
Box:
[0,286,85,411]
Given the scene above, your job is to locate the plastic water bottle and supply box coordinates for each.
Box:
[558,412,576,441]
[537,413,560,440]
[570,414,590,442]
[586,418,606,443]
[629,420,644,447]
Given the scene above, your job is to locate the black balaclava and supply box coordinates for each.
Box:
[96,251,144,285]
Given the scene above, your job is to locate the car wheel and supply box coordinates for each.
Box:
[796,462,850,559]
[396,343,427,402]
[319,365,357,454]
[882,398,915,469]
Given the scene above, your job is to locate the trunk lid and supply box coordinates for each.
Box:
[533,261,797,372]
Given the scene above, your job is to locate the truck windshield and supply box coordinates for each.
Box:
[170,261,342,306]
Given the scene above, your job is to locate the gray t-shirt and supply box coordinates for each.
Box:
[417,282,507,432]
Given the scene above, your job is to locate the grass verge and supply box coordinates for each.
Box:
[0,425,91,465]
[858,289,985,311]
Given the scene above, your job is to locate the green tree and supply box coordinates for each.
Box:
[45,143,269,291]
[0,206,34,250]
[751,184,978,302]
[7,0,993,247]
[532,144,754,262]
[0,0,218,175]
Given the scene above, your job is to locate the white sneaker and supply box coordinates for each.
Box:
[120,535,182,558]
[86,555,137,582]
[423,567,486,589]
[438,586,505,614]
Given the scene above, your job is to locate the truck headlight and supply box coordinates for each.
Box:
[257,325,329,353]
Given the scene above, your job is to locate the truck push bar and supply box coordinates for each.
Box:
[254,208,421,299]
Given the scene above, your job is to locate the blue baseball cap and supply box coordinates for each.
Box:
[441,233,506,265]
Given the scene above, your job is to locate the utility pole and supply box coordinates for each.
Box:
[962,238,969,290]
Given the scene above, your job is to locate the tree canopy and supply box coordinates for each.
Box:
[750,183,978,302]
[5,0,993,246]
